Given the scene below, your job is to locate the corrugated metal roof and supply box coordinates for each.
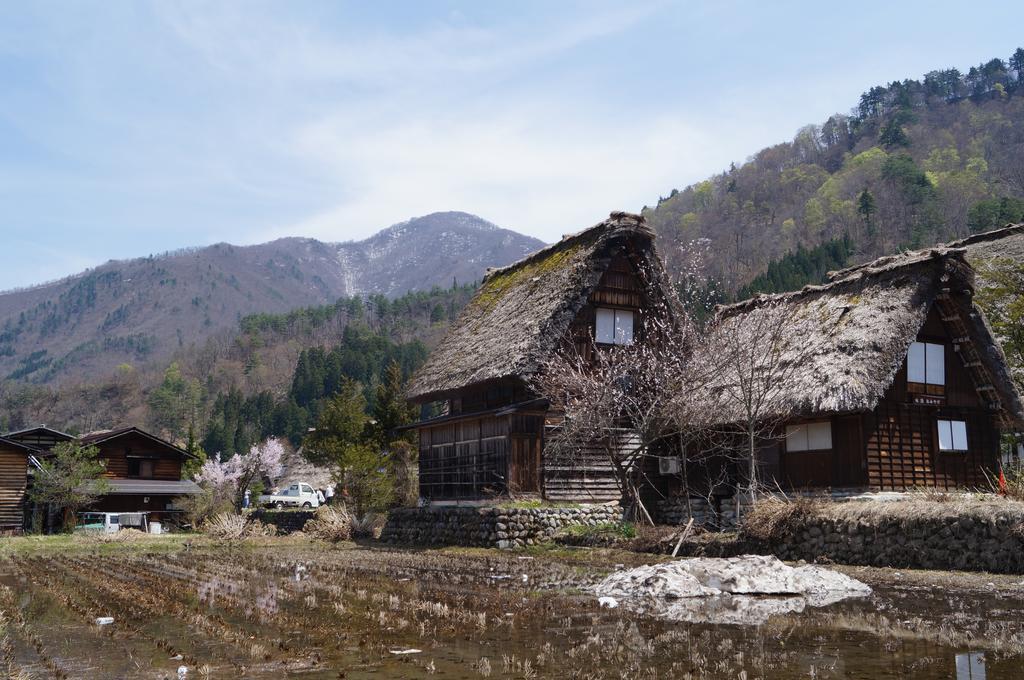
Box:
[105,479,202,495]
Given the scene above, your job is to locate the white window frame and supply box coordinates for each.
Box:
[595,308,634,345]
[937,419,968,452]
[907,341,945,386]
[785,421,833,452]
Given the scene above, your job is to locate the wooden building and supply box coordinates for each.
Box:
[6,425,201,525]
[406,212,676,502]
[0,436,38,532]
[76,427,201,516]
[666,228,1024,497]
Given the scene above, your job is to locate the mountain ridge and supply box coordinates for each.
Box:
[0,211,545,385]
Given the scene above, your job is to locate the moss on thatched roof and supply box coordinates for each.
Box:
[712,242,1024,427]
[407,212,670,403]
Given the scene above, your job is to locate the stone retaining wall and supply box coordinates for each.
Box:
[381,504,621,548]
[657,496,740,529]
[252,509,316,533]
[658,490,902,531]
[748,507,1024,573]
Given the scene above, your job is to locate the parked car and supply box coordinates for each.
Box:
[258,482,321,509]
[75,512,122,533]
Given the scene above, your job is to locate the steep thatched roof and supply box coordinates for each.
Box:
[407,212,672,403]
[951,223,1024,288]
[710,244,1024,427]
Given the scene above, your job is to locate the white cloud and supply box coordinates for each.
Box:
[146,1,718,244]
[263,104,749,243]
[155,2,662,88]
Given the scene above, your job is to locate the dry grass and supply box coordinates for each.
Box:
[997,461,1024,502]
[304,506,354,542]
[350,512,385,539]
[82,529,156,543]
[742,492,1024,542]
[741,496,821,542]
[203,513,277,540]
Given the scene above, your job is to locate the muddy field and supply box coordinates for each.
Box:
[1,536,1022,678]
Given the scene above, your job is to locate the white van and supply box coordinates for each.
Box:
[258,482,321,509]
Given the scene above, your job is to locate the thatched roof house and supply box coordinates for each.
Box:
[951,223,1024,279]
[408,211,674,405]
[710,244,1023,427]
[684,234,1024,492]
[407,212,676,501]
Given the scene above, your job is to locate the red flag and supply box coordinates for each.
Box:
[999,465,1008,495]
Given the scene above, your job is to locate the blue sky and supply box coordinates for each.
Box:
[1,1,1021,291]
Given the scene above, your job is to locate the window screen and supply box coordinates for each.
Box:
[785,421,833,452]
[937,419,968,451]
[614,310,634,344]
[595,308,634,345]
[908,342,945,385]
[595,308,615,343]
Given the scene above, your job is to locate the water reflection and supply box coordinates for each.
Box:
[619,593,811,626]
[956,652,985,680]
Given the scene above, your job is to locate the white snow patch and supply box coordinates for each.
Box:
[595,555,871,625]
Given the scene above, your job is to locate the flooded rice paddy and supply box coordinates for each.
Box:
[1,540,1023,678]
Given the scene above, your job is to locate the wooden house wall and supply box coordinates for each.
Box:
[775,415,866,489]
[415,247,657,502]
[890,307,986,409]
[7,431,70,451]
[0,446,28,528]
[567,254,646,362]
[863,305,999,489]
[449,379,533,417]
[418,413,545,500]
[540,251,645,502]
[93,433,183,481]
[92,495,178,514]
[863,404,998,489]
[541,416,625,502]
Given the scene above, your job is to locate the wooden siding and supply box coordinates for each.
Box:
[450,379,533,416]
[863,305,1000,489]
[0,446,28,528]
[541,423,627,502]
[418,413,545,500]
[93,433,183,481]
[865,404,998,489]
[567,254,646,362]
[7,430,70,451]
[778,415,867,489]
[92,495,178,514]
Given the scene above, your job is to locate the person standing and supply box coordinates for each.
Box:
[316,488,325,507]
[324,484,335,506]
[243,488,251,509]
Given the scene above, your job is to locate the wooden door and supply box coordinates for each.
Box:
[508,436,540,493]
[833,415,867,487]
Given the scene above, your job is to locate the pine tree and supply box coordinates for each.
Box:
[858,188,877,236]
[371,361,417,450]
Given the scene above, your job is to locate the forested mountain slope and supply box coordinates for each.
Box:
[645,48,1024,298]
[0,282,477,439]
[0,212,543,386]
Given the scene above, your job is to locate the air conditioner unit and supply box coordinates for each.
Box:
[658,457,681,475]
